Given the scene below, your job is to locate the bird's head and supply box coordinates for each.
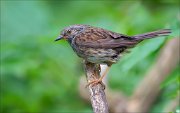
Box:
[55,25,85,43]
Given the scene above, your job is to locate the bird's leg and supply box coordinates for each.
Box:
[86,65,111,89]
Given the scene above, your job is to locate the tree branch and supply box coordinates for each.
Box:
[79,76,127,113]
[84,61,109,113]
[127,38,180,112]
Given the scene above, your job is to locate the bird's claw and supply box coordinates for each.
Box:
[85,79,105,90]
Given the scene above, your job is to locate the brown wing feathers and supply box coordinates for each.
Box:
[75,27,171,49]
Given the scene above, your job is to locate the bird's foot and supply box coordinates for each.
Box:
[86,79,105,89]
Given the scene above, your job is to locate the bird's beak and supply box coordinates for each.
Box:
[55,35,63,41]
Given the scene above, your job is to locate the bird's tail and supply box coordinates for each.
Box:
[132,29,171,40]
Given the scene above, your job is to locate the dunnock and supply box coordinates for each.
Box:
[55,24,171,86]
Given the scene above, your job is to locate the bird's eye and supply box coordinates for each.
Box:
[67,30,71,34]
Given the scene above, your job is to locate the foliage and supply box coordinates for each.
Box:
[0,0,179,113]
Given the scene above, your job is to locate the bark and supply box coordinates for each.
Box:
[84,61,109,113]
[79,76,127,113]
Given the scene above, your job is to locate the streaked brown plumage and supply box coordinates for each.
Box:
[55,24,171,87]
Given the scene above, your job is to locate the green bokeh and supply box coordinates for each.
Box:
[1,0,179,113]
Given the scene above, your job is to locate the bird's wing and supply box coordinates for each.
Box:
[74,27,138,48]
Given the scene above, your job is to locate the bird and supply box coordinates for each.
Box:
[55,24,171,87]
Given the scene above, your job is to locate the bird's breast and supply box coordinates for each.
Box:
[76,46,121,64]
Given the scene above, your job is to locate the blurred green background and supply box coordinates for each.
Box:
[1,0,179,113]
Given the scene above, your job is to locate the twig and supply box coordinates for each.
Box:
[84,61,109,113]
